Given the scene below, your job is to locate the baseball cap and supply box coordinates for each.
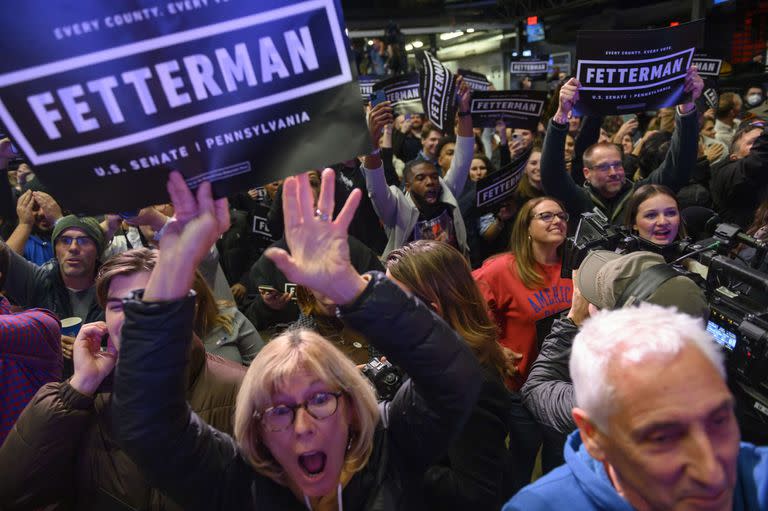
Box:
[576,250,708,318]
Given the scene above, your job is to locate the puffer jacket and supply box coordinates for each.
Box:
[112,273,483,511]
[520,314,579,435]
[0,338,245,511]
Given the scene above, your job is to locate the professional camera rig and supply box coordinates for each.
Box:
[562,210,768,427]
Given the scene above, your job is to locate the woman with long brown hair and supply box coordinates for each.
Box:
[473,196,573,391]
[385,240,514,510]
[192,271,264,366]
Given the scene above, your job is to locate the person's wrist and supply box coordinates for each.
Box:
[363,154,382,169]
[552,110,569,125]
[143,260,194,302]
[678,103,694,115]
[69,373,99,397]
[331,272,368,306]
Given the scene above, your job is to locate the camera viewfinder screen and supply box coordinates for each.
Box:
[707,320,737,351]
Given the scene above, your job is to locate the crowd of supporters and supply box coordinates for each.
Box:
[0,29,767,511]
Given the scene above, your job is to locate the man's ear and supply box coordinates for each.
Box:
[573,407,608,462]
[582,167,590,183]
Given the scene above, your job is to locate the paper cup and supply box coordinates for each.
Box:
[61,317,83,338]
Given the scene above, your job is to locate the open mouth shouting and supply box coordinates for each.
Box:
[423,189,439,203]
[651,227,672,242]
[298,450,327,478]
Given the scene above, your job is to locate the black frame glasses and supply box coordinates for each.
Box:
[255,391,343,432]
[532,211,569,223]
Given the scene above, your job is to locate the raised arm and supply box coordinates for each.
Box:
[113,175,263,510]
[641,67,703,192]
[363,101,399,227]
[540,78,593,217]
[5,191,36,256]
[267,169,482,474]
[444,78,474,196]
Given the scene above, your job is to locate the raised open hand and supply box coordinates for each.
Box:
[265,169,368,306]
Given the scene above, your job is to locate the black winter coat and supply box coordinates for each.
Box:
[710,131,768,228]
[113,273,483,511]
[520,314,579,435]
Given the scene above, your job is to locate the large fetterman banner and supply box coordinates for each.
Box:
[574,20,703,116]
[0,0,371,213]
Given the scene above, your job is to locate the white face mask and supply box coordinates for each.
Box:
[746,93,763,107]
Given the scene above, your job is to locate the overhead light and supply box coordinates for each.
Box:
[405,43,414,51]
[466,28,475,33]
[440,30,464,41]
[512,51,519,57]
[412,40,424,48]
[522,49,532,56]
[367,40,374,46]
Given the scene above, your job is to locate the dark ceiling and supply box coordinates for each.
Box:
[341,0,696,37]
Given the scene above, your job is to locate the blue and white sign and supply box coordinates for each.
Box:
[0,0,370,213]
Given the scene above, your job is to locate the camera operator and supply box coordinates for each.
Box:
[521,250,708,436]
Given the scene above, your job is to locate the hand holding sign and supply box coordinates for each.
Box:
[368,101,394,151]
[144,173,230,303]
[554,78,580,124]
[679,67,704,114]
[456,76,473,137]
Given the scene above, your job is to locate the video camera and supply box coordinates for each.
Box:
[562,210,768,422]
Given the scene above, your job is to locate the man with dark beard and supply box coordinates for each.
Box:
[6,187,62,265]
[365,80,474,256]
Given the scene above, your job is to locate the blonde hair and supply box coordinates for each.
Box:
[234,329,379,485]
[508,196,566,289]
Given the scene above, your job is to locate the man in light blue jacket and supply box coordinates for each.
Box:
[505,304,768,511]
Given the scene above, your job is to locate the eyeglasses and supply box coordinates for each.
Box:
[56,236,95,247]
[590,161,624,172]
[255,391,343,432]
[533,211,569,223]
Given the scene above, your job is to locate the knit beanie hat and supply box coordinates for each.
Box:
[52,215,106,258]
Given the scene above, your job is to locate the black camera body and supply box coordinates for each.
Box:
[560,210,682,278]
[361,358,403,402]
[563,210,768,421]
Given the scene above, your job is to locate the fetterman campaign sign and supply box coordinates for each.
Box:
[371,73,424,115]
[0,0,370,214]
[475,146,531,213]
[470,91,547,130]
[574,20,704,116]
